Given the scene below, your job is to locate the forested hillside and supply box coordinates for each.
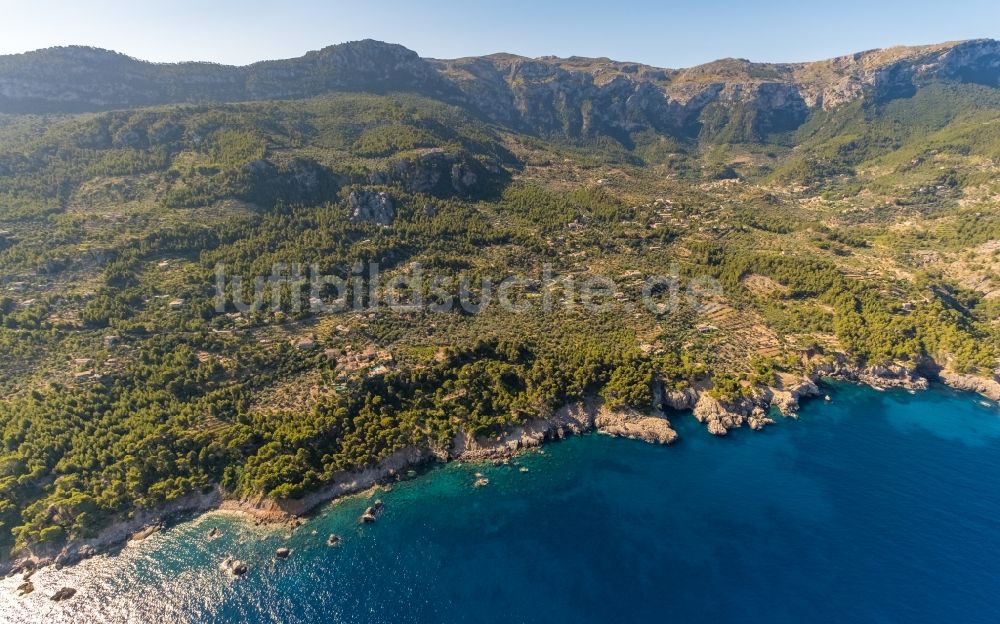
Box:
[0,39,998,559]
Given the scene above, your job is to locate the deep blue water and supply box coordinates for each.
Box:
[4,383,1000,623]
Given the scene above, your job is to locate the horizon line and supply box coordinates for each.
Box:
[1,36,994,72]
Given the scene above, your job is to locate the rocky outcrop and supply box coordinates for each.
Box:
[659,378,792,436]
[660,386,699,411]
[348,189,395,224]
[594,409,678,444]
[451,403,592,460]
[932,370,1000,401]
[692,393,754,436]
[452,398,676,459]
[129,523,161,542]
[857,364,930,391]
[810,354,1000,402]
[765,378,822,416]
[816,359,930,392]
[53,544,96,567]
[747,407,775,431]
[368,150,499,199]
[674,376,823,435]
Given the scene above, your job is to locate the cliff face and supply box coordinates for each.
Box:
[436,39,1000,140]
[2,39,999,141]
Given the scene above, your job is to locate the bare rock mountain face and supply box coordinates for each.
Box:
[348,189,395,225]
[368,150,499,199]
[1,39,998,141]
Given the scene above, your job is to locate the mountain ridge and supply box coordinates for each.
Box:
[2,38,999,143]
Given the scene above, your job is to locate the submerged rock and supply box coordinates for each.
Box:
[50,586,76,601]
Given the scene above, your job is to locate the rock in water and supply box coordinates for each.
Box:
[327,534,342,546]
[50,587,76,601]
[360,499,385,523]
[707,420,729,436]
[747,407,775,431]
[130,523,161,541]
[221,556,249,576]
[16,580,33,596]
[275,547,291,559]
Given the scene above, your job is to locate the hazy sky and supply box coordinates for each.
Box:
[1,0,998,68]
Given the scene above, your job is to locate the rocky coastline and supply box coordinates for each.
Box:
[3,358,997,579]
[2,488,222,578]
[452,398,678,461]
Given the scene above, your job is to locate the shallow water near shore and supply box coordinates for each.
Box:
[4,382,1000,623]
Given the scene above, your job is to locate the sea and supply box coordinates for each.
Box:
[3,382,1000,623]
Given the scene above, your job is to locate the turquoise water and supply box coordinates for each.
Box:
[4,383,1000,623]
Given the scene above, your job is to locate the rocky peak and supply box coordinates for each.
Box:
[251,39,453,97]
